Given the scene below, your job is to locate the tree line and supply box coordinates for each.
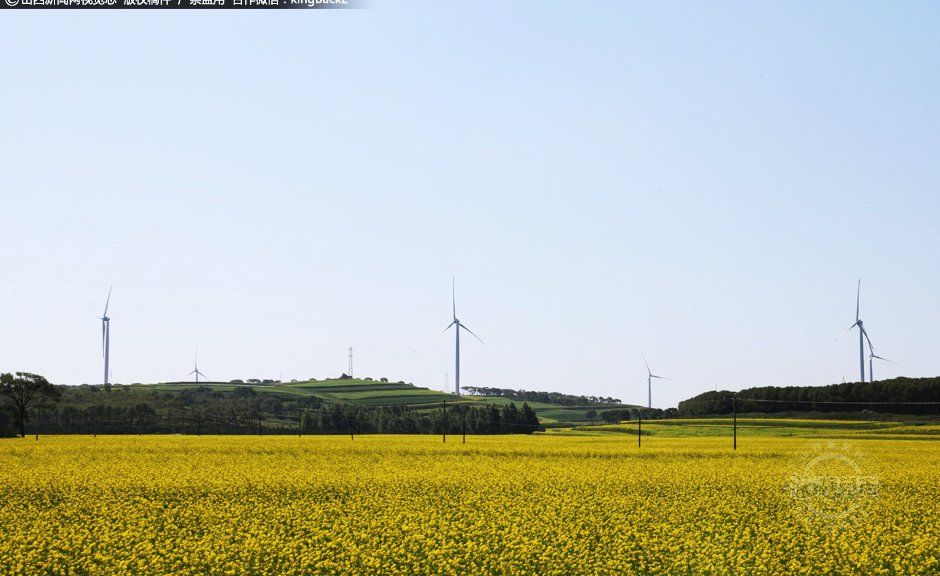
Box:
[678,376,940,416]
[584,407,678,425]
[301,402,541,435]
[1,375,541,437]
[463,386,621,406]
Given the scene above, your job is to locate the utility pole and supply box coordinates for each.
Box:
[638,411,642,448]
[442,400,447,443]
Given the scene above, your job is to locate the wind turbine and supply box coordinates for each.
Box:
[865,338,897,383]
[835,280,869,383]
[641,351,673,409]
[100,287,112,385]
[189,345,208,383]
[428,279,483,396]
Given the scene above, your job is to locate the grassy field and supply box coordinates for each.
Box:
[0,433,935,575]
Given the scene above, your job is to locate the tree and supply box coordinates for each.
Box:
[0,372,62,438]
[486,404,501,433]
[501,403,520,433]
[301,410,318,433]
[600,410,620,425]
[260,395,284,415]
[585,410,597,426]
[519,402,540,434]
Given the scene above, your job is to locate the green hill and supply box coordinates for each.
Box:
[135,378,640,424]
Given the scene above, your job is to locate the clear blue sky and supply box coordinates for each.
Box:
[2,2,939,408]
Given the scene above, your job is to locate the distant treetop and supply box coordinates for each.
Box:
[463,386,621,406]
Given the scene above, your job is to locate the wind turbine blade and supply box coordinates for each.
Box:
[426,321,456,346]
[459,323,484,344]
[871,354,898,364]
[650,375,675,381]
[640,351,651,375]
[103,286,113,317]
[452,277,456,321]
[856,279,860,322]
[834,322,858,341]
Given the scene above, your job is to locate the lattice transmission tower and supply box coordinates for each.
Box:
[348,347,354,378]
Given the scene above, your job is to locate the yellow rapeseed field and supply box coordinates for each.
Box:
[0,434,937,575]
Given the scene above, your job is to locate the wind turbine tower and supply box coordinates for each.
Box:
[641,351,673,409]
[428,279,483,396]
[100,287,112,385]
[835,280,870,383]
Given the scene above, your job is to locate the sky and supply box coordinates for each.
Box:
[2,2,939,409]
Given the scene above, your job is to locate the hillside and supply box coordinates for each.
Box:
[134,378,641,424]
